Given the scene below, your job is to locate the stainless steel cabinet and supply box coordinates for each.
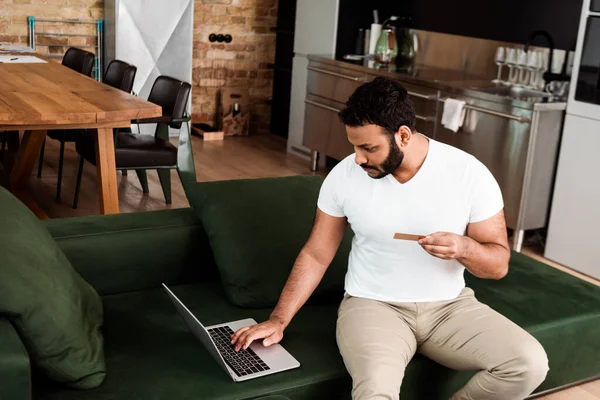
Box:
[433,92,564,250]
[303,95,353,162]
[433,95,532,232]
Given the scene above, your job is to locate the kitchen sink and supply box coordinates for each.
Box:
[472,86,554,98]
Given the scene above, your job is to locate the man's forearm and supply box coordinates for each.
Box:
[269,248,329,328]
[458,236,510,279]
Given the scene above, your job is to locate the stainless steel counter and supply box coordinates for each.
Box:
[307,54,567,112]
[302,55,567,251]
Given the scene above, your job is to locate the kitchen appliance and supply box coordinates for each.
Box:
[545,0,600,279]
[374,24,398,67]
[287,0,340,161]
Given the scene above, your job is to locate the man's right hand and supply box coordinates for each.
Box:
[230,318,285,352]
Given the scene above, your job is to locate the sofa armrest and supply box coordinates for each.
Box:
[0,318,31,400]
[43,208,218,296]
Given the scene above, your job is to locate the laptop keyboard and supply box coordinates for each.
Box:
[207,325,271,377]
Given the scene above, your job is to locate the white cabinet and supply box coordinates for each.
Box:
[545,113,600,279]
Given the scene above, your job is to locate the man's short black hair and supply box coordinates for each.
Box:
[338,76,416,135]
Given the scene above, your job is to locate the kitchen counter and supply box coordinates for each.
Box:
[308,54,566,112]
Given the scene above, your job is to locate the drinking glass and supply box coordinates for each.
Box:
[492,47,506,84]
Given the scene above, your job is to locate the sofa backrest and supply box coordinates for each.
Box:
[44,208,219,296]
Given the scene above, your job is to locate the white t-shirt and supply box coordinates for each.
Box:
[317,137,504,303]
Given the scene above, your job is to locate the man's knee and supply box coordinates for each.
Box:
[519,340,549,387]
[498,339,549,389]
[352,367,402,400]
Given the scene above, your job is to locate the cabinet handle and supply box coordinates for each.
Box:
[439,98,530,123]
[305,99,343,113]
[416,115,435,122]
[307,66,365,82]
[407,90,437,101]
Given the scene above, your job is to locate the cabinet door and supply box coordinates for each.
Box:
[303,99,336,154]
[306,63,366,104]
[303,98,353,160]
[433,97,531,229]
[326,109,354,160]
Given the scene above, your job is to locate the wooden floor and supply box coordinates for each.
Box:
[16,133,600,398]
[25,133,321,219]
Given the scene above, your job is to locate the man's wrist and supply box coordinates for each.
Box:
[269,313,288,329]
[457,235,474,260]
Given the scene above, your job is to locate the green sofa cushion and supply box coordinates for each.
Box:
[34,282,351,400]
[187,176,354,308]
[0,187,105,389]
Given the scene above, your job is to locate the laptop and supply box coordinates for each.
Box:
[162,284,301,382]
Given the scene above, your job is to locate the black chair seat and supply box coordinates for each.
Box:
[75,131,177,169]
[47,129,85,142]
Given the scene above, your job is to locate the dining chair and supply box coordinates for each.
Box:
[61,47,95,77]
[37,59,137,201]
[72,75,192,209]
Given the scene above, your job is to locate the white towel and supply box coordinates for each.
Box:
[441,98,466,132]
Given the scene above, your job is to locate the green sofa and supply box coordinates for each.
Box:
[1,176,599,400]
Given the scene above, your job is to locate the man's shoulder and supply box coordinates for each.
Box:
[430,139,476,171]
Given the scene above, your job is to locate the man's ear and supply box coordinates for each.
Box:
[395,125,413,147]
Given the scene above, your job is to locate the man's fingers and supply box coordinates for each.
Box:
[263,331,282,347]
[421,244,450,253]
[419,232,452,246]
[242,328,269,350]
[231,326,250,344]
[234,328,256,351]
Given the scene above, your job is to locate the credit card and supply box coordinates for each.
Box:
[393,233,426,241]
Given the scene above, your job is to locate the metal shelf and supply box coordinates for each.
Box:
[28,16,104,81]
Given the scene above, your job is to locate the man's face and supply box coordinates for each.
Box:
[346,124,404,179]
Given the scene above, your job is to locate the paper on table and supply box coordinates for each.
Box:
[0,43,35,53]
[0,55,47,64]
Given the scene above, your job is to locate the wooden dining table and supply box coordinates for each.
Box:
[0,53,162,218]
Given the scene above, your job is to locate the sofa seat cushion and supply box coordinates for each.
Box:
[465,251,600,393]
[34,251,600,400]
[34,282,351,400]
[187,176,355,308]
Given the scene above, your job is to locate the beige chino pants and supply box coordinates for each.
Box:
[336,288,549,400]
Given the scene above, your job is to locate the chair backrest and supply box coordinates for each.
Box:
[147,76,192,129]
[61,47,95,77]
[103,60,137,93]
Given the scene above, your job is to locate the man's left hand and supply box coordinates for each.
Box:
[418,232,467,260]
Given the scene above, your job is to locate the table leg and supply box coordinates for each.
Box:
[95,128,119,214]
[9,130,46,190]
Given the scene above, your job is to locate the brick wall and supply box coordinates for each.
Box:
[193,0,278,134]
[0,0,278,134]
[0,1,103,56]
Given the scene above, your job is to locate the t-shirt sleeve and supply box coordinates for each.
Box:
[468,156,504,223]
[316,160,347,218]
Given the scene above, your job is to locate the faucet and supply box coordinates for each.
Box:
[524,30,566,84]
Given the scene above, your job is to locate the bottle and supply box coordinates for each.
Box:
[232,103,240,118]
[354,28,365,55]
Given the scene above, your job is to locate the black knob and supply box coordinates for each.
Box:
[224,34,232,43]
[216,34,225,42]
[209,33,217,42]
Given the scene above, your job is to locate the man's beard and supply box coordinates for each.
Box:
[361,137,404,179]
